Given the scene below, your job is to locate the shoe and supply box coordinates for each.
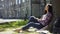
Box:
[14,29,30,33]
[23,29,30,32]
[14,29,23,33]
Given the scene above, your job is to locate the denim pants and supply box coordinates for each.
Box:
[28,16,39,23]
[22,16,44,30]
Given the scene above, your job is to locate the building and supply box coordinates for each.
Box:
[19,0,31,18]
[20,0,45,18]
[0,0,51,19]
[0,0,16,18]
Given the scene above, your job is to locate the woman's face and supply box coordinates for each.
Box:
[45,5,49,12]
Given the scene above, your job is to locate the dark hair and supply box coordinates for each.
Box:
[44,10,47,14]
[48,5,53,15]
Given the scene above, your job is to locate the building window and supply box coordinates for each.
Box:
[27,0,28,1]
[16,0,19,4]
[10,2,12,5]
[1,0,4,1]
[46,0,50,3]
[22,0,25,2]
[19,0,21,4]
[2,5,4,7]
[16,0,17,4]
[16,0,21,4]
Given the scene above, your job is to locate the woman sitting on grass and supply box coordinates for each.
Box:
[14,4,53,33]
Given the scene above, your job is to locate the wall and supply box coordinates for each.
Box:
[32,4,40,17]
[52,0,60,17]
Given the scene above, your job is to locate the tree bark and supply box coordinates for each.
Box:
[52,0,60,17]
[48,0,60,33]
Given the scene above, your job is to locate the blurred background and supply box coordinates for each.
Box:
[0,0,51,19]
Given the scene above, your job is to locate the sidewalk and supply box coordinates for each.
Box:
[0,19,23,23]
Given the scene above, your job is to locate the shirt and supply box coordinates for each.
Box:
[38,12,52,26]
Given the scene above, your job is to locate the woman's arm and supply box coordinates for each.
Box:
[35,18,42,22]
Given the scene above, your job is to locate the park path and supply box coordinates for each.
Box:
[0,19,23,23]
[0,28,15,34]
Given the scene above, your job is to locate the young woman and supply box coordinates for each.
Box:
[14,4,53,33]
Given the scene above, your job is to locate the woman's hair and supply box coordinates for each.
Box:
[48,4,53,15]
[44,4,53,15]
[44,10,47,14]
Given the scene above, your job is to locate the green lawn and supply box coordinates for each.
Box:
[0,20,28,31]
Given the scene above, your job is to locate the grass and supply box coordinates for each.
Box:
[0,20,28,31]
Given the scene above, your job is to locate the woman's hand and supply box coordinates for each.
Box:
[36,18,39,19]
[38,19,41,21]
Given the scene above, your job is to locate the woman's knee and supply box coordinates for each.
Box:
[29,16,35,20]
[28,22,33,24]
[26,22,34,26]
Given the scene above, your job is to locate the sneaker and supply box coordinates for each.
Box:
[14,29,23,33]
[14,29,30,33]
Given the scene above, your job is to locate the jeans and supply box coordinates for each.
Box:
[22,16,44,30]
[28,16,39,23]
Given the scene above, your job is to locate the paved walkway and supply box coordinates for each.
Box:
[0,19,23,23]
[0,31,14,34]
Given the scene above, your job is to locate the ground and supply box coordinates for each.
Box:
[0,26,52,34]
[0,19,52,34]
[0,19,22,23]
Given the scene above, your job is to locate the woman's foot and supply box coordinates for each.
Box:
[14,29,30,33]
[14,29,23,33]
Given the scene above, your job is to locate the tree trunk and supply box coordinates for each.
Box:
[48,0,60,33]
[52,0,60,17]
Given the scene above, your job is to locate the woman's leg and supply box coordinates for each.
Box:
[22,22,44,30]
[28,16,39,23]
